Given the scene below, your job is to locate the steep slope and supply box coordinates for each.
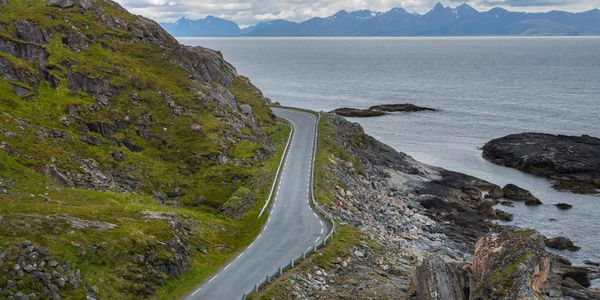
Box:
[0,0,288,298]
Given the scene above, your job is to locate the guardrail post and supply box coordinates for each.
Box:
[303,251,306,259]
[267,275,270,283]
[279,267,282,275]
[291,259,294,267]
[255,283,259,293]
[241,293,246,300]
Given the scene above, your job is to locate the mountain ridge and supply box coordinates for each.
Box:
[160,3,600,37]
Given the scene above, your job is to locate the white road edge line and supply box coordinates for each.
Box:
[259,123,294,218]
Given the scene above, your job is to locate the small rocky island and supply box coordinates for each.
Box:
[331,103,436,117]
[483,133,600,194]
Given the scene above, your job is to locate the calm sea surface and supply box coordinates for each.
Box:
[180,37,600,267]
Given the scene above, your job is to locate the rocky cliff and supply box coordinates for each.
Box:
[0,0,287,298]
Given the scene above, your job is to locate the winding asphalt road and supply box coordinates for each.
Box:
[187,107,329,300]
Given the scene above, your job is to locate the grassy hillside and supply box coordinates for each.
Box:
[0,0,287,298]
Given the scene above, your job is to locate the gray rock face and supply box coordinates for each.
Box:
[14,20,49,44]
[483,133,600,194]
[47,0,74,8]
[182,46,237,86]
[1,0,8,6]
[67,72,115,98]
[415,256,470,300]
[38,165,74,187]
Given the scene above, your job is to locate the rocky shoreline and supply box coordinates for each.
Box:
[260,114,600,299]
[331,103,436,117]
[483,133,600,194]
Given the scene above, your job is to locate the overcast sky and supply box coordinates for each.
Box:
[115,0,599,26]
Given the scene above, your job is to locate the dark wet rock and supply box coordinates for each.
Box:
[483,133,600,194]
[418,195,451,211]
[583,260,600,267]
[370,103,436,113]
[495,209,513,221]
[331,107,387,117]
[331,103,435,117]
[470,229,563,299]
[502,184,542,205]
[545,237,581,251]
[38,165,74,187]
[555,203,573,210]
[499,200,514,207]
[47,0,74,8]
[562,267,590,288]
[486,186,504,199]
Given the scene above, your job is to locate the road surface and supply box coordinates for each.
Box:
[187,107,328,300]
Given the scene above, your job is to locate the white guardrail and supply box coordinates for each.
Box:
[240,111,336,299]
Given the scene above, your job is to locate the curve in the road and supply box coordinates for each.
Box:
[187,107,330,300]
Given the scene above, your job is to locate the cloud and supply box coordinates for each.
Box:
[114,0,599,25]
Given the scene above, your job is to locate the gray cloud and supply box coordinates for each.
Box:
[114,0,599,25]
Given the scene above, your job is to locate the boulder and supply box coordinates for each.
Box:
[47,0,74,8]
[415,256,471,300]
[470,229,562,299]
[544,237,580,251]
[495,209,513,221]
[554,203,572,210]
[239,104,255,124]
[502,184,542,205]
[483,133,600,194]
[79,0,93,9]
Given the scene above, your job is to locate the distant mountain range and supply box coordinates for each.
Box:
[160,3,600,37]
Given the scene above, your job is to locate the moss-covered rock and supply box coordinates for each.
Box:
[471,229,562,299]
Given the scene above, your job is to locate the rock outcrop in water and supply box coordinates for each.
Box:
[331,103,435,117]
[502,184,543,206]
[483,133,600,194]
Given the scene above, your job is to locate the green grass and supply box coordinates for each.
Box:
[0,0,291,298]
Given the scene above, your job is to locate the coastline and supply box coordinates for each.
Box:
[255,111,600,298]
